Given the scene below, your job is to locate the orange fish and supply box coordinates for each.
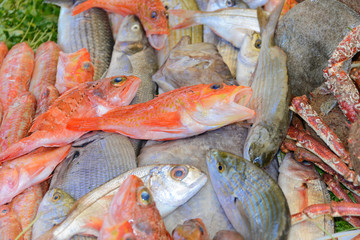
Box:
[0,42,34,112]
[55,48,94,94]
[265,0,301,15]
[0,145,71,206]
[172,218,210,240]
[0,204,23,240]
[0,92,36,152]
[98,175,171,240]
[99,220,135,240]
[10,184,43,240]
[35,85,59,118]
[67,83,255,141]
[0,75,141,163]
[72,0,169,50]
[0,42,8,69]
[29,41,61,102]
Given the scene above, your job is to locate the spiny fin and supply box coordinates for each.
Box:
[257,0,285,42]
[169,10,200,30]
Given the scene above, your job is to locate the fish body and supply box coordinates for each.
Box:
[0,42,34,112]
[29,41,61,102]
[0,75,141,162]
[66,83,255,140]
[0,145,71,206]
[172,218,210,240]
[206,149,290,240]
[35,85,60,118]
[99,220,135,240]
[0,92,36,152]
[55,48,94,94]
[99,175,171,240]
[243,3,290,167]
[0,204,23,240]
[0,42,8,68]
[38,164,207,240]
[72,0,169,50]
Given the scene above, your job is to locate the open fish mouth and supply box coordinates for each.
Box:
[148,34,167,50]
[229,86,253,106]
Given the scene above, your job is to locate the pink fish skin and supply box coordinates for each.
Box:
[0,145,71,206]
[0,204,23,240]
[0,42,8,69]
[0,92,36,152]
[35,85,60,118]
[0,76,141,162]
[55,48,94,94]
[67,83,255,141]
[0,42,34,112]
[99,220,135,240]
[29,41,61,102]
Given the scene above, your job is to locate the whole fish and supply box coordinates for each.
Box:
[243,2,290,167]
[0,145,71,206]
[0,75,141,162]
[72,0,169,50]
[0,92,36,152]
[0,42,8,68]
[55,48,94,94]
[37,164,207,239]
[99,175,172,240]
[0,42,34,112]
[99,220,135,240]
[29,41,61,102]
[172,218,210,240]
[46,0,114,80]
[0,204,23,240]
[35,85,60,118]
[278,154,334,239]
[206,149,290,240]
[66,83,255,140]
[213,230,244,240]
[10,184,43,240]
[32,189,76,239]
[152,36,234,93]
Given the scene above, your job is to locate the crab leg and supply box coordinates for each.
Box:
[290,95,350,162]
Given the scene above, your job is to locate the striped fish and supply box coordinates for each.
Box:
[206,149,290,240]
[243,0,290,167]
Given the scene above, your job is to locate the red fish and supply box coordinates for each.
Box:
[0,42,34,112]
[98,175,171,240]
[72,0,169,50]
[172,218,210,240]
[55,48,94,94]
[0,42,8,69]
[99,220,135,240]
[0,75,141,162]
[0,204,23,240]
[67,83,255,141]
[35,85,59,118]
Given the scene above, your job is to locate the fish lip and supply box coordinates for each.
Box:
[147,34,168,50]
[228,86,253,106]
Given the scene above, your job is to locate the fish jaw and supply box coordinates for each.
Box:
[148,34,168,50]
[0,204,23,239]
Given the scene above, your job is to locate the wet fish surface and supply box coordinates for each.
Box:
[172,218,210,240]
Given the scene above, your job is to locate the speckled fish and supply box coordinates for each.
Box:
[0,204,23,240]
[72,0,169,50]
[29,41,61,102]
[10,184,43,240]
[0,42,34,112]
[35,85,59,118]
[0,92,36,152]
[32,189,76,239]
[278,154,334,239]
[0,75,141,162]
[37,164,207,240]
[0,145,71,206]
[243,2,290,167]
[45,0,114,80]
[172,218,210,240]
[99,175,172,240]
[0,42,8,68]
[66,83,255,140]
[207,149,290,240]
[156,0,203,66]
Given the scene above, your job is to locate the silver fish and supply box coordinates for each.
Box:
[207,149,290,240]
[243,2,290,167]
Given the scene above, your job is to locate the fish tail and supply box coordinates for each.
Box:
[66,117,101,131]
[169,10,199,30]
[72,0,95,16]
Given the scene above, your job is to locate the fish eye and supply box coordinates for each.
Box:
[165,12,169,19]
[137,187,153,206]
[217,162,225,173]
[52,192,62,202]
[198,225,204,234]
[0,207,8,215]
[210,84,223,90]
[111,76,127,86]
[151,11,158,19]
[131,24,140,31]
[226,0,235,7]
[254,39,261,49]
[82,61,91,70]
[171,166,188,180]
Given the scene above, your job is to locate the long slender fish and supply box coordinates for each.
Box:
[206,149,290,240]
[243,1,290,167]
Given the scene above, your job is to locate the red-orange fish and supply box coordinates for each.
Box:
[98,175,171,240]
[172,218,210,240]
[67,83,255,141]
[0,75,141,162]
[29,41,61,102]
[55,48,94,94]
[35,85,59,118]
[72,0,169,50]
[0,42,8,69]
[0,145,71,206]
[0,204,23,240]
[0,42,34,112]
[99,220,135,240]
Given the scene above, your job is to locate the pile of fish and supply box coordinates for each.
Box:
[3,0,357,239]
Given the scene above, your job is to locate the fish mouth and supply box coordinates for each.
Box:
[229,86,253,106]
[148,34,167,50]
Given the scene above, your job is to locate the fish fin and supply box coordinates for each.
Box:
[169,10,199,30]
[66,117,101,131]
[84,216,103,232]
[72,0,94,16]
[142,112,183,128]
[257,7,269,35]
[29,112,50,132]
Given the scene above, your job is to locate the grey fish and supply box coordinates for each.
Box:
[46,0,114,80]
[207,149,290,240]
[243,1,290,167]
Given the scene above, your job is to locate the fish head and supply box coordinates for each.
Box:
[0,204,21,235]
[183,84,255,127]
[0,166,20,205]
[172,218,209,240]
[143,164,207,217]
[207,0,248,11]
[138,0,169,50]
[238,32,261,65]
[206,149,240,182]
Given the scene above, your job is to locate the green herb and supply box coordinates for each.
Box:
[0,0,60,50]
